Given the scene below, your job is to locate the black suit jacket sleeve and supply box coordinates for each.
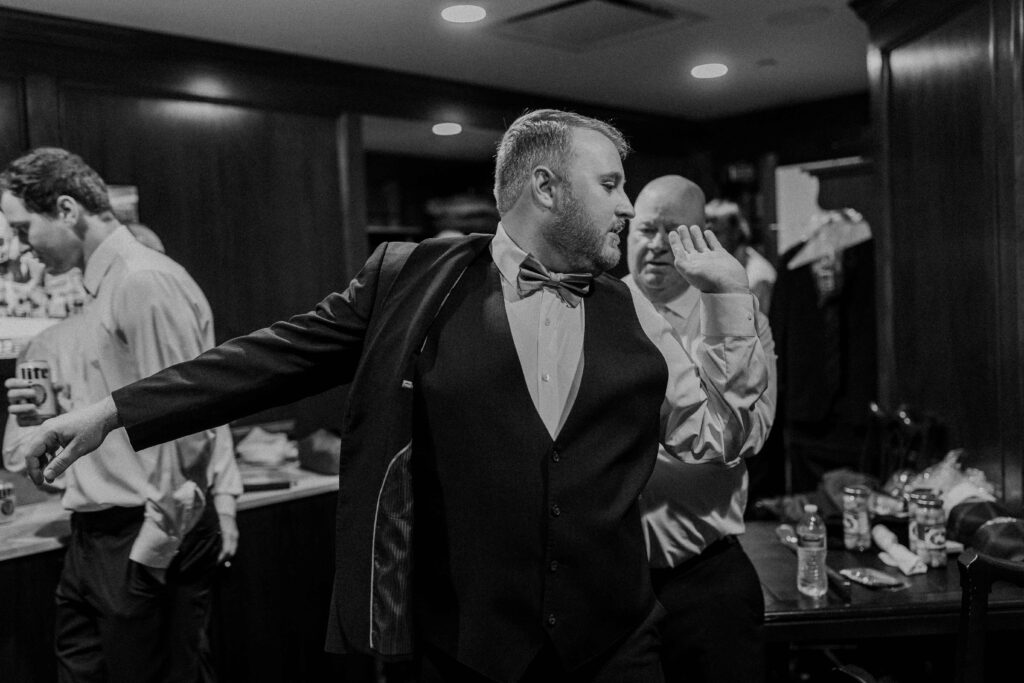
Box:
[113,242,390,451]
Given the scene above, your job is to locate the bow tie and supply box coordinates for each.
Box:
[517,254,593,307]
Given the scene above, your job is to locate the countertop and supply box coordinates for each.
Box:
[0,461,338,563]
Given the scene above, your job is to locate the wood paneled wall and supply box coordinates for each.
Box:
[61,90,347,340]
[0,76,26,165]
[853,0,1024,508]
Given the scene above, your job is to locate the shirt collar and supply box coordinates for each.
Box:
[82,226,135,297]
[490,222,531,288]
[661,285,699,319]
[624,273,699,319]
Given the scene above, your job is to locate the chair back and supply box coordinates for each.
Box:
[956,548,1024,682]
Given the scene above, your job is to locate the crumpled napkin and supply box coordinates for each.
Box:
[235,426,297,466]
[944,480,996,510]
[871,524,927,575]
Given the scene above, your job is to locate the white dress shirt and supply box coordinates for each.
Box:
[625,277,777,567]
[3,227,241,568]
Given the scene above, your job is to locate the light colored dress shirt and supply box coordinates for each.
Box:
[625,277,777,567]
[2,227,241,568]
[491,224,769,465]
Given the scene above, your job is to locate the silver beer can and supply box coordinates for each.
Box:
[914,494,947,568]
[0,481,15,524]
[842,485,871,551]
[905,487,934,554]
[16,360,58,420]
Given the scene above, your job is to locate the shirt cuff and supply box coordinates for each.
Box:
[214,492,238,518]
[129,513,181,569]
[128,482,205,569]
[699,292,757,337]
[212,479,243,497]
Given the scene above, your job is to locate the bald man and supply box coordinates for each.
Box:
[625,176,777,683]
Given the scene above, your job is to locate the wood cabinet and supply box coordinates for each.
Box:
[852,0,1024,509]
[0,492,375,683]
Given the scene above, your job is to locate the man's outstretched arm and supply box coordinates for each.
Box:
[20,241,397,485]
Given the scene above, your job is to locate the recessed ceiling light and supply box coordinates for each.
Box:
[432,122,463,136]
[691,63,728,79]
[441,5,486,23]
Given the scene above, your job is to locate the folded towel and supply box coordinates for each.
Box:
[872,524,927,575]
[235,426,297,466]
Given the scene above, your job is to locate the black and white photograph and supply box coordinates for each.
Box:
[0,1,1021,682]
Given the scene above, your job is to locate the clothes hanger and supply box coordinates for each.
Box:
[787,208,872,271]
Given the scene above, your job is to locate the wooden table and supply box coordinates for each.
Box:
[741,520,1024,681]
[741,520,1024,642]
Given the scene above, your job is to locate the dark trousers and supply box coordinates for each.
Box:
[416,602,665,683]
[651,536,765,683]
[55,502,220,683]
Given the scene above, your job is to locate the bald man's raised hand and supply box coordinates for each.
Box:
[17,396,121,485]
[668,225,750,294]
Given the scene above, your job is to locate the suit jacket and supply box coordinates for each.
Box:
[115,235,491,658]
[769,240,876,427]
[114,233,668,680]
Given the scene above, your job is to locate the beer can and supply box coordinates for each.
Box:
[913,494,947,568]
[16,360,58,420]
[842,485,872,551]
[0,481,15,524]
[906,488,934,554]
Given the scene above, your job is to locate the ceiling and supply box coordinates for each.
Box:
[1,0,870,122]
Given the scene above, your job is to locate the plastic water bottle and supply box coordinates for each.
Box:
[797,503,828,598]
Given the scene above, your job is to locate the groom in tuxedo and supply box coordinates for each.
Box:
[19,109,769,683]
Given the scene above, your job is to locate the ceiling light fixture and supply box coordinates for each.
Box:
[441,5,487,24]
[690,63,728,79]
[432,122,463,136]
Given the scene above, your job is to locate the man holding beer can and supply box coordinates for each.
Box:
[1,148,241,683]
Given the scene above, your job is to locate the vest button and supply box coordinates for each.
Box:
[551,450,560,463]
[551,504,561,517]
[547,614,557,627]
[549,560,559,572]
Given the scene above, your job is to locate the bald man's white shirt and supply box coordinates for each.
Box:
[624,277,769,466]
[625,275,777,566]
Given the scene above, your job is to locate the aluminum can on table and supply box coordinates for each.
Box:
[842,484,872,551]
[905,487,934,554]
[914,494,947,568]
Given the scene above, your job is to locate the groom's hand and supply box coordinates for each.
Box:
[17,396,120,484]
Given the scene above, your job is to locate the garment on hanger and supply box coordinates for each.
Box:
[770,208,876,493]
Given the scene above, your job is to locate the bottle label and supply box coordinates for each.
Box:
[797,532,825,548]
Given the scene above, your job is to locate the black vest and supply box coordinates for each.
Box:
[413,253,667,681]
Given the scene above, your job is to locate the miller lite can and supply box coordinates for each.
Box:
[0,480,15,524]
[16,360,58,420]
